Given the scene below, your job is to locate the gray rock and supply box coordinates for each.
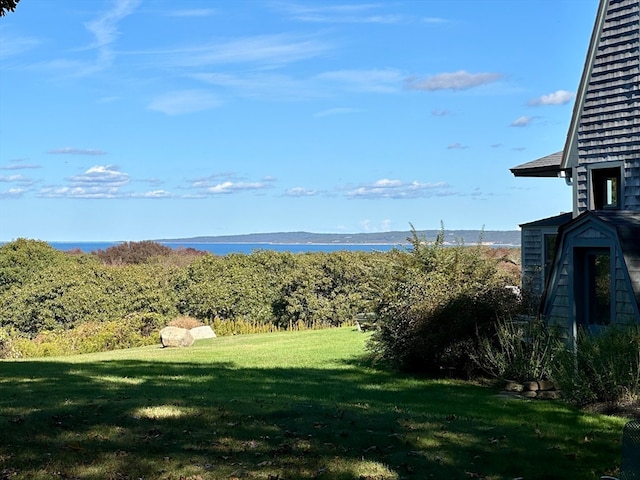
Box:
[190,325,216,340]
[505,382,524,393]
[160,326,194,347]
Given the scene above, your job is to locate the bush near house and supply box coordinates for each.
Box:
[367,229,521,376]
[552,326,640,406]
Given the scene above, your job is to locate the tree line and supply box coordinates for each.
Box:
[0,236,522,374]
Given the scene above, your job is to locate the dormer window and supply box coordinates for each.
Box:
[590,164,622,210]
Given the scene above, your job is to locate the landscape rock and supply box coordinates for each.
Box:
[189,325,216,340]
[160,326,194,347]
[505,382,524,393]
[537,380,556,391]
[523,381,539,392]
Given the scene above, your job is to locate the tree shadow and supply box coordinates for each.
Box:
[0,356,624,479]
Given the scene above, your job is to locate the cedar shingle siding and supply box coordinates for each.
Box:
[510,0,640,332]
[576,0,640,213]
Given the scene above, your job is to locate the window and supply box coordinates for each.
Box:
[543,233,557,282]
[591,167,621,210]
[574,247,611,327]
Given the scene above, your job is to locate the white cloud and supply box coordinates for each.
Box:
[78,0,141,74]
[406,70,504,91]
[510,116,534,127]
[207,181,271,194]
[166,9,216,17]
[48,147,107,155]
[132,190,172,198]
[0,188,26,199]
[313,107,360,118]
[273,3,403,24]
[164,34,330,68]
[317,69,403,93]
[148,90,222,115]
[84,0,141,49]
[69,165,130,187]
[285,187,318,197]
[0,161,40,170]
[0,34,40,60]
[528,89,574,106]
[345,178,451,199]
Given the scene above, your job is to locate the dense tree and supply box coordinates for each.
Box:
[94,240,174,265]
[0,0,19,17]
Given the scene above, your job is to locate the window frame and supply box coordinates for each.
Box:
[588,162,624,210]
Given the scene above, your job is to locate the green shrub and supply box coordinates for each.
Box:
[552,326,640,406]
[3,313,166,358]
[0,326,20,359]
[472,318,564,382]
[0,261,177,336]
[368,228,521,376]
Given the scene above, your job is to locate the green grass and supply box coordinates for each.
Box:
[0,327,626,479]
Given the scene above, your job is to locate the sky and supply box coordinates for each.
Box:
[0,0,600,242]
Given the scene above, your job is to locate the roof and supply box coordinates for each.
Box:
[560,210,640,307]
[561,0,640,169]
[519,212,573,228]
[510,152,564,178]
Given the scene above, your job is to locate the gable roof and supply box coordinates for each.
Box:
[559,210,640,307]
[561,0,640,169]
[519,212,573,228]
[510,152,565,178]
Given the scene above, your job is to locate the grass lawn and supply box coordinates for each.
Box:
[0,327,627,479]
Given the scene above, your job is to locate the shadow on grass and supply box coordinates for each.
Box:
[0,354,625,480]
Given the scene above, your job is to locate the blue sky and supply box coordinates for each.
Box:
[0,0,599,241]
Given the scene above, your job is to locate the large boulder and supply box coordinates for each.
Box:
[160,326,194,347]
[189,325,216,340]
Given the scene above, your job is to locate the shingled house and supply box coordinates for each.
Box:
[510,0,640,340]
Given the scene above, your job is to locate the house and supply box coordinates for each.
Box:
[510,0,640,341]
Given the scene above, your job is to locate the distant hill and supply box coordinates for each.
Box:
[157,230,521,246]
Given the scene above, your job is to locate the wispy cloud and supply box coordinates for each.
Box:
[158,34,330,68]
[272,2,403,24]
[0,188,27,199]
[510,116,535,127]
[186,175,276,196]
[79,0,141,74]
[527,89,574,106]
[148,90,222,115]
[0,160,41,170]
[447,143,469,150]
[0,33,40,60]
[359,218,393,232]
[48,147,107,155]
[85,0,140,48]
[191,72,319,101]
[406,70,504,91]
[285,187,318,197]
[165,9,216,18]
[313,107,360,118]
[345,178,451,199]
[317,69,404,93]
[0,174,36,186]
[207,180,274,194]
[131,190,172,198]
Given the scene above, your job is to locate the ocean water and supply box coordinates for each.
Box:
[44,241,404,255]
